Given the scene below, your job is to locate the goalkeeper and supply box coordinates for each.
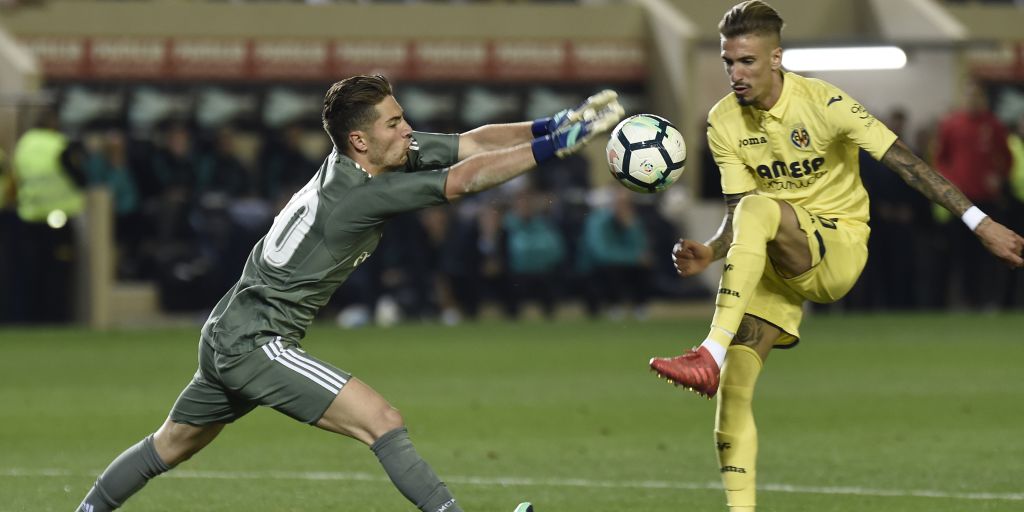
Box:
[75,75,623,512]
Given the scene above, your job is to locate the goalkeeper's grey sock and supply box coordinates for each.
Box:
[76,434,171,512]
[371,427,462,512]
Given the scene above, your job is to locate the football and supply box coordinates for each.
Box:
[605,114,686,193]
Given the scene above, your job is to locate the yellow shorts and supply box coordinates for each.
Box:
[744,203,869,347]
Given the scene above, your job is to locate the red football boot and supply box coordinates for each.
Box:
[649,346,720,398]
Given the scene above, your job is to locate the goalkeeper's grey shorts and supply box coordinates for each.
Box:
[170,338,351,425]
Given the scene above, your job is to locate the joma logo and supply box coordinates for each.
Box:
[739,136,767,147]
[718,288,741,298]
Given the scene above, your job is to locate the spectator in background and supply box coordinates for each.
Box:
[85,129,143,279]
[935,81,1013,310]
[475,205,513,317]
[260,122,317,208]
[532,152,590,195]
[9,107,85,323]
[580,187,651,320]
[414,206,453,322]
[149,121,200,243]
[0,145,17,323]
[196,126,253,199]
[438,203,512,323]
[1006,112,1024,307]
[535,154,594,313]
[0,146,11,208]
[1010,113,1024,204]
[148,121,208,311]
[337,209,445,327]
[697,122,725,200]
[908,119,954,310]
[852,108,933,310]
[151,121,200,198]
[193,126,266,302]
[504,188,566,319]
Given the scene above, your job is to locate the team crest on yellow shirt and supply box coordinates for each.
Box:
[790,124,812,150]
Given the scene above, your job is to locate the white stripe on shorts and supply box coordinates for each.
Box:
[261,344,277,360]
[263,340,346,395]
[261,338,284,359]
[280,350,347,389]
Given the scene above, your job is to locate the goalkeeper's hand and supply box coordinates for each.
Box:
[531,100,625,162]
[531,89,620,137]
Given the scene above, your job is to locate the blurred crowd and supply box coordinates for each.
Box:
[849,86,1024,313]
[332,172,706,327]
[0,113,708,325]
[3,79,1024,327]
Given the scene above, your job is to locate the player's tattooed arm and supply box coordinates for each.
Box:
[883,139,1024,268]
[707,191,752,260]
[880,139,973,216]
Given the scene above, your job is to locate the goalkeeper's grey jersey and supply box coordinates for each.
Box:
[201,132,457,354]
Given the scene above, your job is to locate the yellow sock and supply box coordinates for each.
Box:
[715,345,764,510]
[706,195,780,352]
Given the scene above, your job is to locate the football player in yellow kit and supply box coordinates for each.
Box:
[648,2,1024,511]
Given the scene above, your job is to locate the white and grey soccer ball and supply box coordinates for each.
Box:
[606,114,686,194]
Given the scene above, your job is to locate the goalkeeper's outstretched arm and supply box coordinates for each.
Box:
[457,122,534,160]
[456,89,620,160]
[446,101,624,201]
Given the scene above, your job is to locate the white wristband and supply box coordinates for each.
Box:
[961,206,988,232]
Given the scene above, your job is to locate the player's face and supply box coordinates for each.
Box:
[364,96,413,170]
[721,33,782,109]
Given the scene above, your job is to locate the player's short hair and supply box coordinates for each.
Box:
[719,0,784,41]
[322,74,393,149]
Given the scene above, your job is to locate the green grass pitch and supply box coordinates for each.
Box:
[2,312,1023,511]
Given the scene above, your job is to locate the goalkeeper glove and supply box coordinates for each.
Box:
[531,89,620,137]
[531,100,625,163]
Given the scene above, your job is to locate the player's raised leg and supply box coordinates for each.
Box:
[316,378,466,512]
[75,419,223,512]
[651,196,809,397]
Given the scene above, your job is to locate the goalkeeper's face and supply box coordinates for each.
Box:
[721,33,782,110]
[364,96,413,171]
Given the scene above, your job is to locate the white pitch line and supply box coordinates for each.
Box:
[4,468,1022,502]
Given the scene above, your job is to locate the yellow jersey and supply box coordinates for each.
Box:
[706,71,898,226]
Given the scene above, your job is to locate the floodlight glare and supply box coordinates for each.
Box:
[782,46,907,71]
[47,210,68,229]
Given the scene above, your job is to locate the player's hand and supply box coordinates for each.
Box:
[548,100,625,159]
[533,90,620,136]
[672,239,713,277]
[975,218,1024,268]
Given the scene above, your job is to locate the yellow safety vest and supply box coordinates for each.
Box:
[11,128,84,223]
[1009,133,1024,202]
